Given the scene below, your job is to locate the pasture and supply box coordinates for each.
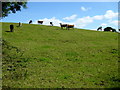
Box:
[2,22,119,88]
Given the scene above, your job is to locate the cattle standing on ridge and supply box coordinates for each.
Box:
[104,27,116,32]
[97,26,102,31]
[60,23,68,29]
[50,22,53,26]
[10,24,14,32]
[67,24,74,30]
[18,22,22,27]
[38,21,43,24]
[29,20,32,24]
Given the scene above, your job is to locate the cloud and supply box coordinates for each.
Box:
[74,10,118,28]
[93,10,118,20]
[80,6,91,11]
[104,10,118,19]
[33,17,74,26]
[32,10,118,29]
[74,16,93,28]
[81,6,87,11]
[101,23,107,26]
[109,20,119,26]
[63,14,77,20]
[33,17,63,26]
[93,15,104,20]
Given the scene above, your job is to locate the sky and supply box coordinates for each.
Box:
[1,1,119,31]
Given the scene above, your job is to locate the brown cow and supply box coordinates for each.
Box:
[67,24,74,30]
[38,21,43,24]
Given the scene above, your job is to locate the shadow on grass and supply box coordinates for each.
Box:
[5,31,12,32]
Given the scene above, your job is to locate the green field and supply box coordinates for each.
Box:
[2,22,120,88]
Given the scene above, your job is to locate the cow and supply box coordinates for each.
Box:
[10,24,14,32]
[29,20,32,24]
[112,28,117,32]
[97,26,102,31]
[18,22,22,27]
[50,22,53,26]
[104,27,116,32]
[67,24,74,30]
[38,21,43,24]
[60,23,68,29]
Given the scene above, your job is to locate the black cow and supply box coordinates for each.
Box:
[38,21,43,24]
[29,20,32,24]
[18,22,22,27]
[97,26,102,31]
[60,23,68,29]
[10,24,14,32]
[50,22,53,26]
[104,27,116,32]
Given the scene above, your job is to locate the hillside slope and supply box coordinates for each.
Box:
[2,22,119,88]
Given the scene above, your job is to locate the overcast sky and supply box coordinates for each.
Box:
[1,1,118,30]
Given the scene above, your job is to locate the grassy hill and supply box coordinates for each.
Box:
[2,22,119,88]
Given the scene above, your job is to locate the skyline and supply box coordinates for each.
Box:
[1,2,118,31]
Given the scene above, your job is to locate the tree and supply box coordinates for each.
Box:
[2,2,27,17]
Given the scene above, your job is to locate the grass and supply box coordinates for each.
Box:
[2,22,120,88]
